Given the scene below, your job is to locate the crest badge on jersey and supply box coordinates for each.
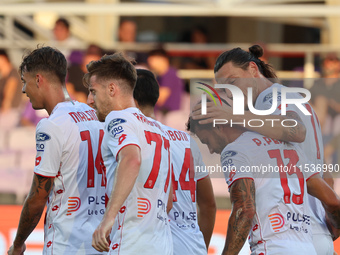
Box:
[108,118,127,132]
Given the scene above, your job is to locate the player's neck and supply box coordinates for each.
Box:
[256,77,274,98]
[112,97,136,111]
[139,106,156,119]
[225,126,246,144]
[45,85,70,115]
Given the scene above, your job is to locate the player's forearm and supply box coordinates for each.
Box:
[223,179,255,255]
[222,208,254,255]
[323,169,334,189]
[13,195,46,247]
[198,206,216,248]
[104,157,140,220]
[324,204,340,229]
[325,213,340,241]
[197,177,216,248]
[239,111,306,143]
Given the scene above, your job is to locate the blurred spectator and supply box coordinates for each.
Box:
[147,48,184,119]
[0,49,23,112]
[119,19,137,43]
[310,54,340,136]
[181,26,215,69]
[67,44,104,103]
[118,19,148,66]
[52,18,83,61]
[20,101,48,127]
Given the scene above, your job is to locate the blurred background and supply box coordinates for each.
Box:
[1,0,340,254]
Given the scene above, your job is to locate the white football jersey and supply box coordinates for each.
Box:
[102,108,172,255]
[224,131,317,255]
[34,101,106,255]
[160,123,208,255]
[255,83,330,244]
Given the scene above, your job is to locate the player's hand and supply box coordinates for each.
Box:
[92,217,114,252]
[7,243,26,255]
[191,101,233,124]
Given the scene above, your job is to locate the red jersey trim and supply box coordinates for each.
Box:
[228,177,254,188]
[34,172,56,178]
[115,144,141,160]
[306,172,320,182]
[197,175,209,182]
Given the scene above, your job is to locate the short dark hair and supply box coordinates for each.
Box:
[214,45,277,79]
[83,52,137,91]
[134,69,159,107]
[0,49,9,61]
[19,46,67,84]
[187,96,231,134]
[186,116,211,134]
[55,18,70,30]
[148,48,168,58]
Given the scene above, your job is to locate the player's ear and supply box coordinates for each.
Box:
[108,82,116,97]
[214,124,225,136]
[248,61,260,77]
[36,74,42,88]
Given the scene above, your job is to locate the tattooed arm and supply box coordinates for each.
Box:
[8,174,53,255]
[307,174,340,228]
[222,178,256,255]
[192,101,306,143]
[241,110,306,143]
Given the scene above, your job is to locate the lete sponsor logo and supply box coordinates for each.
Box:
[268,213,285,233]
[66,197,81,216]
[36,132,51,142]
[137,197,151,218]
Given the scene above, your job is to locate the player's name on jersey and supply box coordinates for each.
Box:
[165,130,189,142]
[132,112,163,131]
[252,136,284,147]
[68,110,98,123]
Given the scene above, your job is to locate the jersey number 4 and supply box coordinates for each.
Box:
[81,130,106,188]
[172,148,196,203]
[268,149,304,205]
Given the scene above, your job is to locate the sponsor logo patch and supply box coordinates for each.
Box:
[221,150,237,162]
[35,156,42,166]
[263,91,281,104]
[137,197,151,218]
[36,143,45,152]
[268,213,285,233]
[112,126,124,137]
[108,118,126,132]
[118,134,127,145]
[66,197,81,216]
[36,132,51,142]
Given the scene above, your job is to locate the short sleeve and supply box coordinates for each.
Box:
[220,148,254,189]
[190,138,209,181]
[257,86,300,115]
[34,119,63,177]
[105,114,141,160]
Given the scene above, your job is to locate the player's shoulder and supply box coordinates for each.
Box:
[256,83,285,105]
[50,101,99,125]
[222,132,270,162]
[105,107,138,125]
[160,123,190,145]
